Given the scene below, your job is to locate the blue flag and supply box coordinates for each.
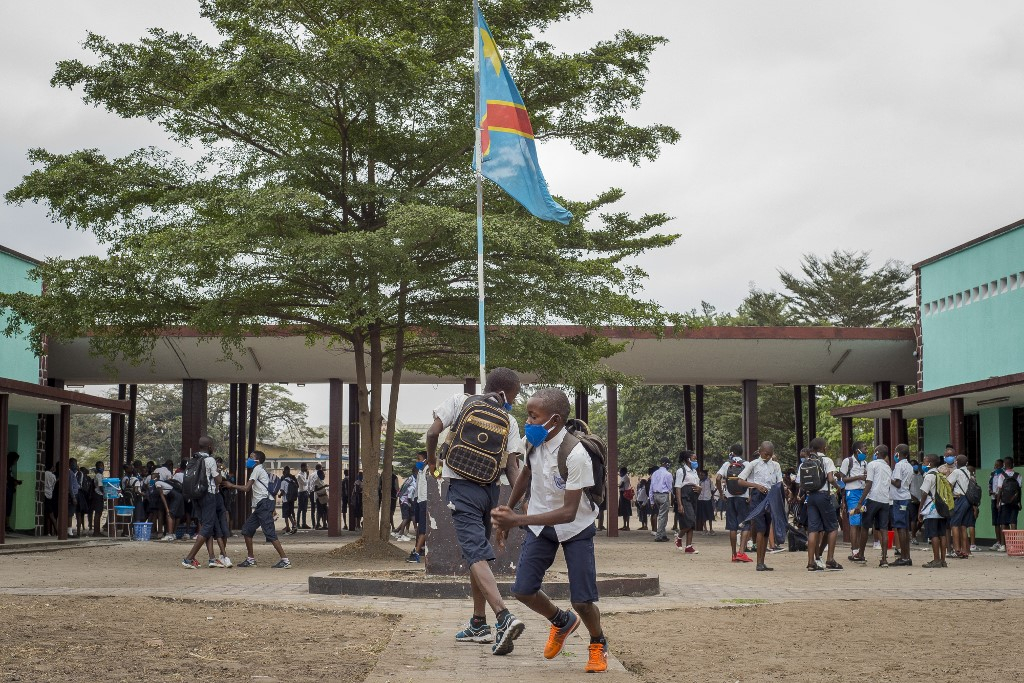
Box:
[474,8,572,224]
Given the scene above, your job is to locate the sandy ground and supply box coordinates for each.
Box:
[607,599,1024,683]
[0,595,397,683]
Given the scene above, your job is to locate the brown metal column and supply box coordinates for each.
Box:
[683,385,694,451]
[695,385,705,461]
[606,384,619,538]
[181,379,209,461]
[348,382,360,525]
[0,394,8,545]
[126,384,138,464]
[328,379,343,537]
[741,380,758,461]
[229,384,242,525]
[464,378,477,395]
[793,386,805,452]
[57,405,70,540]
[890,409,903,450]
[248,384,259,453]
[873,382,892,450]
[109,412,123,479]
[841,417,853,463]
[807,385,817,440]
[949,398,965,454]
[574,388,589,425]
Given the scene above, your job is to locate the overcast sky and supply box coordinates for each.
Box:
[2,1,1023,426]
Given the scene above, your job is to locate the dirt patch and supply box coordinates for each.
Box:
[607,599,1024,683]
[0,596,398,683]
[328,537,409,562]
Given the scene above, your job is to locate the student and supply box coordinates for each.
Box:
[853,445,893,567]
[799,437,842,571]
[649,458,674,542]
[715,444,752,563]
[493,387,608,673]
[180,436,232,570]
[307,464,321,529]
[918,453,949,568]
[967,464,979,552]
[993,456,1021,551]
[674,450,700,553]
[393,466,417,541]
[635,477,649,530]
[228,450,291,568]
[297,462,311,529]
[155,476,182,541]
[738,441,784,571]
[425,367,526,654]
[889,444,914,566]
[408,453,429,563]
[909,459,925,544]
[839,441,868,562]
[988,459,1004,550]
[617,467,632,531]
[697,468,715,535]
[43,462,58,536]
[947,454,973,559]
[279,466,299,535]
[90,460,107,536]
[312,468,329,529]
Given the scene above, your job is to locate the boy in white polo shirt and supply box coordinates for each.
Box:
[853,445,893,567]
[493,388,608,674]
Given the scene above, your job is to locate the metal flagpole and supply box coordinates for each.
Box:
[473,0,486,388]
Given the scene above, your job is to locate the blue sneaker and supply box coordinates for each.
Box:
[492,612,525,656]
[406,551,420,563]
[455,621,493,643]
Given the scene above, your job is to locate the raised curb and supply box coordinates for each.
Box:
[308,570,660,599]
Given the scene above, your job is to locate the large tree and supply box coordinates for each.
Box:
[2,1,679,548]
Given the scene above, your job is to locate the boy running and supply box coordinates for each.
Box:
[493,388,608,673]
[227,450,291,569]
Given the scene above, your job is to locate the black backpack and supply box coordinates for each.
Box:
[799,454,828,493]
[963,469,982,507]
[527,419,607,511]
[439,393,512,484]
[79,471,96,504]
[725,462,745,496]
[1001,472,1021,507]
[182,455,210,501]
[284,477,298,503]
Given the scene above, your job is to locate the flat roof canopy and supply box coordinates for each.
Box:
[0,378,130,415]
[832,373,1024,420]
[48,326,917,387]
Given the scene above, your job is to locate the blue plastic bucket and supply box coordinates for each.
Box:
[114,505,134,516]
[132,522,153,541]
[102,477,121,499]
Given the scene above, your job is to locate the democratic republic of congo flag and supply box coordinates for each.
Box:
[474,7,572,225]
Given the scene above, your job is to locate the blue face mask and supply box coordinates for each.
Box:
[913,465,921,473]
[689,461,698,471]
[893,455,899,462]
[944,456,956,465]
[414,461,425,471]
[500,392,513,413]
[856,452,867,462]
[246,457,256,469]
[996,467,1005,474]
[524,417,554,447]
[799,457,806,464]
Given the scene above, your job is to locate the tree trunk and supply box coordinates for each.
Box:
[378,284,407,540]
[355,322,385,547]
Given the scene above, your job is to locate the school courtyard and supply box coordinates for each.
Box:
[1,529,1021,682]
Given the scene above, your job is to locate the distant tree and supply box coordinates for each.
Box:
[778,250,913,327]
[734,287,797,326]
[617,385,688,473]
[391,429,425,477]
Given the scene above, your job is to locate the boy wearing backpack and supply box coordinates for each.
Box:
[947,455,975,558]
[180,436,232,569]
[425,367,526,654]
[715,444,753,563]
[918,453,952,568]
[493,387,609,674]
[799,437,842,571]
[994,456,1021,549]
[227,450,291,568]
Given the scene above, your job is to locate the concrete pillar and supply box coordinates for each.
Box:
[741,380,758,461]
[181,379,209,461]
[841,417,853,464]
[575,388,589,425]
[109,411,123,479]
[793,386,805,452]
[683,385,694,451]
[328,379,344,537]
[248,384,260,455]
[126,384,138,463]
[890,409,903,451]
[348,382,361,526]
[57,405,70,541]
[873,382,892,450]
[949,398,965,455]
[695,385,705,463]
[606,383,618,538]
[807,385,818,440]
[229,384,242,526]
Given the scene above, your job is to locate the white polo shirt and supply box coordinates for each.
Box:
[716,461,748,499]
[947,467,970,498]
[738,457,783,490]
[840,456,866,490]
[433,393,525,481]
[864,459,893,504]
[799,453,837,492]
[674,466,699,490]
[890,458,913,501]
[526,427,597,542]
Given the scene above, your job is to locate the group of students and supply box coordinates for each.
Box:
[634,437,1021,572]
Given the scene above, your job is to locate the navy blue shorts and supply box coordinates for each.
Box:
[242,498,278,541]
[891,499,910,530]
[446,479,499,566]
[196,493,219,539]
[213,492,229,539]
[950,497,974,527]
[861,499,889,530]
[400,502,413,522]
[748,490,771,533]
[415,499,428,535]
[997,505,1019,527]
[805,490,838,533]
[725,496,748,531]
[512,524,598,604]
[924,517,948,539]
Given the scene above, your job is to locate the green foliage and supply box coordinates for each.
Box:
[617,385,688,473]
[71,383,322,464]
[3,1,679,544]
[391,429,425,476]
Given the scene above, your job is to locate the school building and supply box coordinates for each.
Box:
[834,217,1024,540]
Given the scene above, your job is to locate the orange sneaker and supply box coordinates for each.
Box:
[585,641,608,673]
[544,610,580,659]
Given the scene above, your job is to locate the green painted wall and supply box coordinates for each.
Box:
[7,410,37,531]
[976,407,1014,541]
[922,415,949,456]
[918,226,1024,390]
[0,251,40,384]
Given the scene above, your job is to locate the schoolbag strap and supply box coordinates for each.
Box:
[556,433,581,481]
